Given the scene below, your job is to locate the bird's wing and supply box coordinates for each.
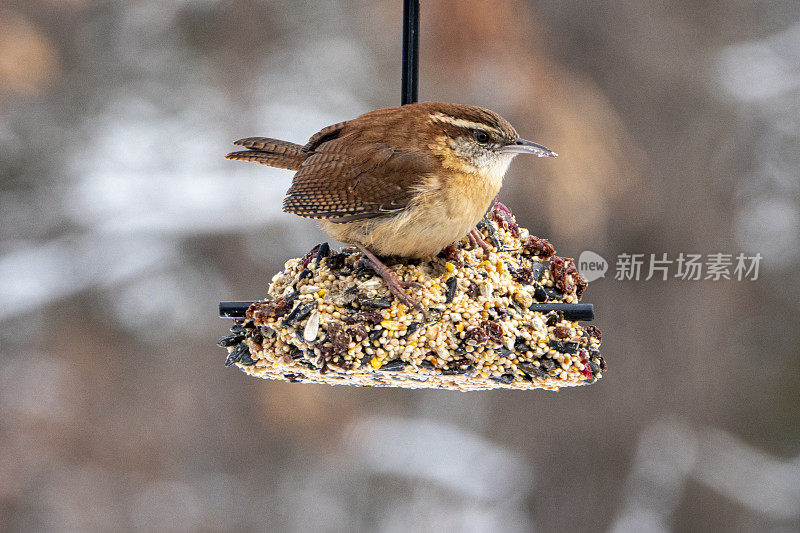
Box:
[303,121,350,151]
[283,139,436,222]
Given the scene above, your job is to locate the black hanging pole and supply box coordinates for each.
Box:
[401,0,420,105]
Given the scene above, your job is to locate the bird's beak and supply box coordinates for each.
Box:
[501,138,558,157]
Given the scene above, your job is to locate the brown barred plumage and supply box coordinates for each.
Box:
[225,101,554,256]
[226,137,306,171]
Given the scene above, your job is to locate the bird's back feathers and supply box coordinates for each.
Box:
[225,102,511,223]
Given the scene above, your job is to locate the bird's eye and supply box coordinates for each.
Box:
[474,130,490,144]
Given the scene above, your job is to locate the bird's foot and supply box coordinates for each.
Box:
[354,244,425,314]
[468,228,492,254]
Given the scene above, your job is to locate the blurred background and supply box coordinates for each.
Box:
[1,0,799,531]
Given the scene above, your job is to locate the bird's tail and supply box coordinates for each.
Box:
[226,137,306,171]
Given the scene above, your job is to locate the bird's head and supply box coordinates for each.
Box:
[413,102,557,181]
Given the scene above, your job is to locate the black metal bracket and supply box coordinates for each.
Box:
[219,301,594,322]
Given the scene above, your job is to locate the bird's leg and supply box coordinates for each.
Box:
[354,243,425,313]
[468,228,492,254]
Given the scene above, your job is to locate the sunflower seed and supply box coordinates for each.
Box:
[282,301,317,327]
[225,343,254,367]
[358,278,383,291]
[379,359,408,371]
[315,242,330,268]
[478,281,493,298]
[361,297,392,309]
[445,276,458,303]
[490,373,515,384]
[303,310,320,342]
[218,333,245,347]
[299,284,321,294]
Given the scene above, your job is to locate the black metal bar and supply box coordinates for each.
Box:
[527,303,594,321]
[220,301,594,321]
[401,0,420,105]
[219,301,258,319]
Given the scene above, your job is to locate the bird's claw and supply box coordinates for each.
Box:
[468,228,492,254]
[354,243,426,315]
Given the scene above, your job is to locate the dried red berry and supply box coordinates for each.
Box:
[301,244,321,269]
[326,322,350,354]
[466,282,480,299]
[553,326,571,339]
[579,350,593,379]
[575,276,588,299]
[481,319,504,344]
[440,244,463,267]
[348,324,368,342]
[583,325,602,343]
[551,256,578,294]
[345,310,383,325]
[493,200,512,216]
[522,236,555,259]
[511,266,534,285]
[314,344,333,372]
[246,296,294,322]
[326,253,346,270]
[492,202,520,238]
[464,326,487,345]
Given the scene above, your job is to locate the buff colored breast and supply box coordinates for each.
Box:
[321,150,513,258]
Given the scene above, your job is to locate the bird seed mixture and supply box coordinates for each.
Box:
[219,203,605,390]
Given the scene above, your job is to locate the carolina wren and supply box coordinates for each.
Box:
[227,101,556,311]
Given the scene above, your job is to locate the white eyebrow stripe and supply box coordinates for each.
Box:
[429,113,503,136]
